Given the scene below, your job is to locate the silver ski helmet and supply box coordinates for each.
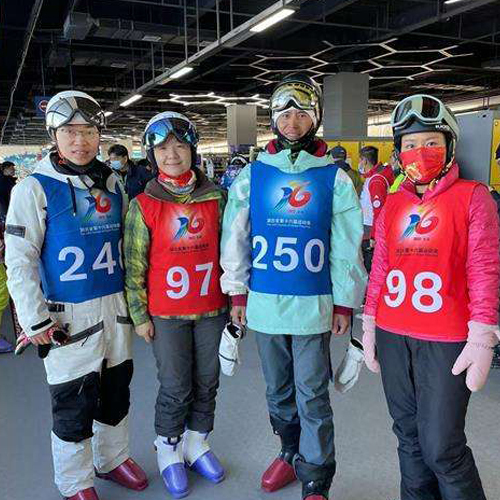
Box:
[45,90,105,140]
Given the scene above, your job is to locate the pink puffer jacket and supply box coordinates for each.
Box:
[365,164,500,339]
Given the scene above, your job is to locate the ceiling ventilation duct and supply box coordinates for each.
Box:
[110,62,129,68]
[482,59,500,70]
[63,12,95,40]
[62,12,215,45]
[48,47,71,68]
[142,34,162,43]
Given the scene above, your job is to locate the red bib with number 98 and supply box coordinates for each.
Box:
[137,194,227,316]
[376,180,479,342]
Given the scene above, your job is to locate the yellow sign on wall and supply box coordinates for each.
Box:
[490,120,500,191]
[326,139,393,170]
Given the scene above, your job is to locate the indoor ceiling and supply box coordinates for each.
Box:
[2,0,500,145]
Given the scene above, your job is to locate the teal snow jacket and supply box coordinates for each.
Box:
[220,141,367,335]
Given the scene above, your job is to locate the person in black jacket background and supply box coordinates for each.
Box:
[329,145,363,195]
[108,144,154,199]
[0,161,17,222]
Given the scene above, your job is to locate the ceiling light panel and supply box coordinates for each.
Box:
[411,83,486,92]
[239,39,474,85]
[250,8,295,33]
[119,94,142,107]
[159,92,269,109]
[170,66,194,79]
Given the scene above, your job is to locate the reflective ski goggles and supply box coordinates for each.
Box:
[46,97,105,130]
[270,81,320,113]
[142,117,199,150]
[391,95,454,130]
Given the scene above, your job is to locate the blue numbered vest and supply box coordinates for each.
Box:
[249,161,338,296]
[33,174,124,303]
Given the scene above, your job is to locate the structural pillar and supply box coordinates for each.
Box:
[322,72,370,140]
[227,104,257,153]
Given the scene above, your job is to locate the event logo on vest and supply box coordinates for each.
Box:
[376,180,478,341]
[173,212,205,241]
[83,191,112,222]
[72,188,121,236]
[249,162,338,296]
[274,181,312,211]
[401,205,439,240]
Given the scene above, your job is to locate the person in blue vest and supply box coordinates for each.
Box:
[4,91,147,500]
[220,74,367,500]
[220,154,248,190]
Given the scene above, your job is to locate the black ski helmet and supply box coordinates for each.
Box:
[391,94,459,165]
[269,73,323,150]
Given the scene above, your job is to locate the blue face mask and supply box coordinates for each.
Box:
[110,160,123,170]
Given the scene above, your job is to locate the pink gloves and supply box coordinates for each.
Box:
[362,316,500,389]
[452,321,499,392]
[362,314,380,373]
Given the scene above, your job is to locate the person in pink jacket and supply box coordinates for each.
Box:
[362,94,500,500]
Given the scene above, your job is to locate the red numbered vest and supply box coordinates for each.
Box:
[136,194,227,316]
[376,180,478,342]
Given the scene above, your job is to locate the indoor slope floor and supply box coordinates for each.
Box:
[1,309,499,500]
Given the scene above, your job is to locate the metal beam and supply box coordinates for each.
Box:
[104,1,222,109]
[111,0,300,109]
[65,0,82,19]
[99,0,269,16]
[413,29,500,48]
[364,1,500,93]
[388,0,500,38]
[233,0,363,93]
[1,0,45,144]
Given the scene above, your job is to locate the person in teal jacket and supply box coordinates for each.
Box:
[220,74,367,500]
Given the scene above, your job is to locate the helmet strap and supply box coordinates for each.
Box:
[272,115,318,152]
[53,143,96,173]
[431,155,455,188]
[58,155,96,173]
[401,153,455,189]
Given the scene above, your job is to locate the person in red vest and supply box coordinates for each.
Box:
[362,94,500,500]
[359,146,394,273]
[124,111,228,499]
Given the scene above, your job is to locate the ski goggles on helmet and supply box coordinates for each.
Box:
[270,81,320,113]
[46,97,105,130]
[142,117,199,150]
[391,95,457,135]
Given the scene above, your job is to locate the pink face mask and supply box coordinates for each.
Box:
[399,146,446,184]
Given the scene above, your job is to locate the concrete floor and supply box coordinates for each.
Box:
[1,310,499,500]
